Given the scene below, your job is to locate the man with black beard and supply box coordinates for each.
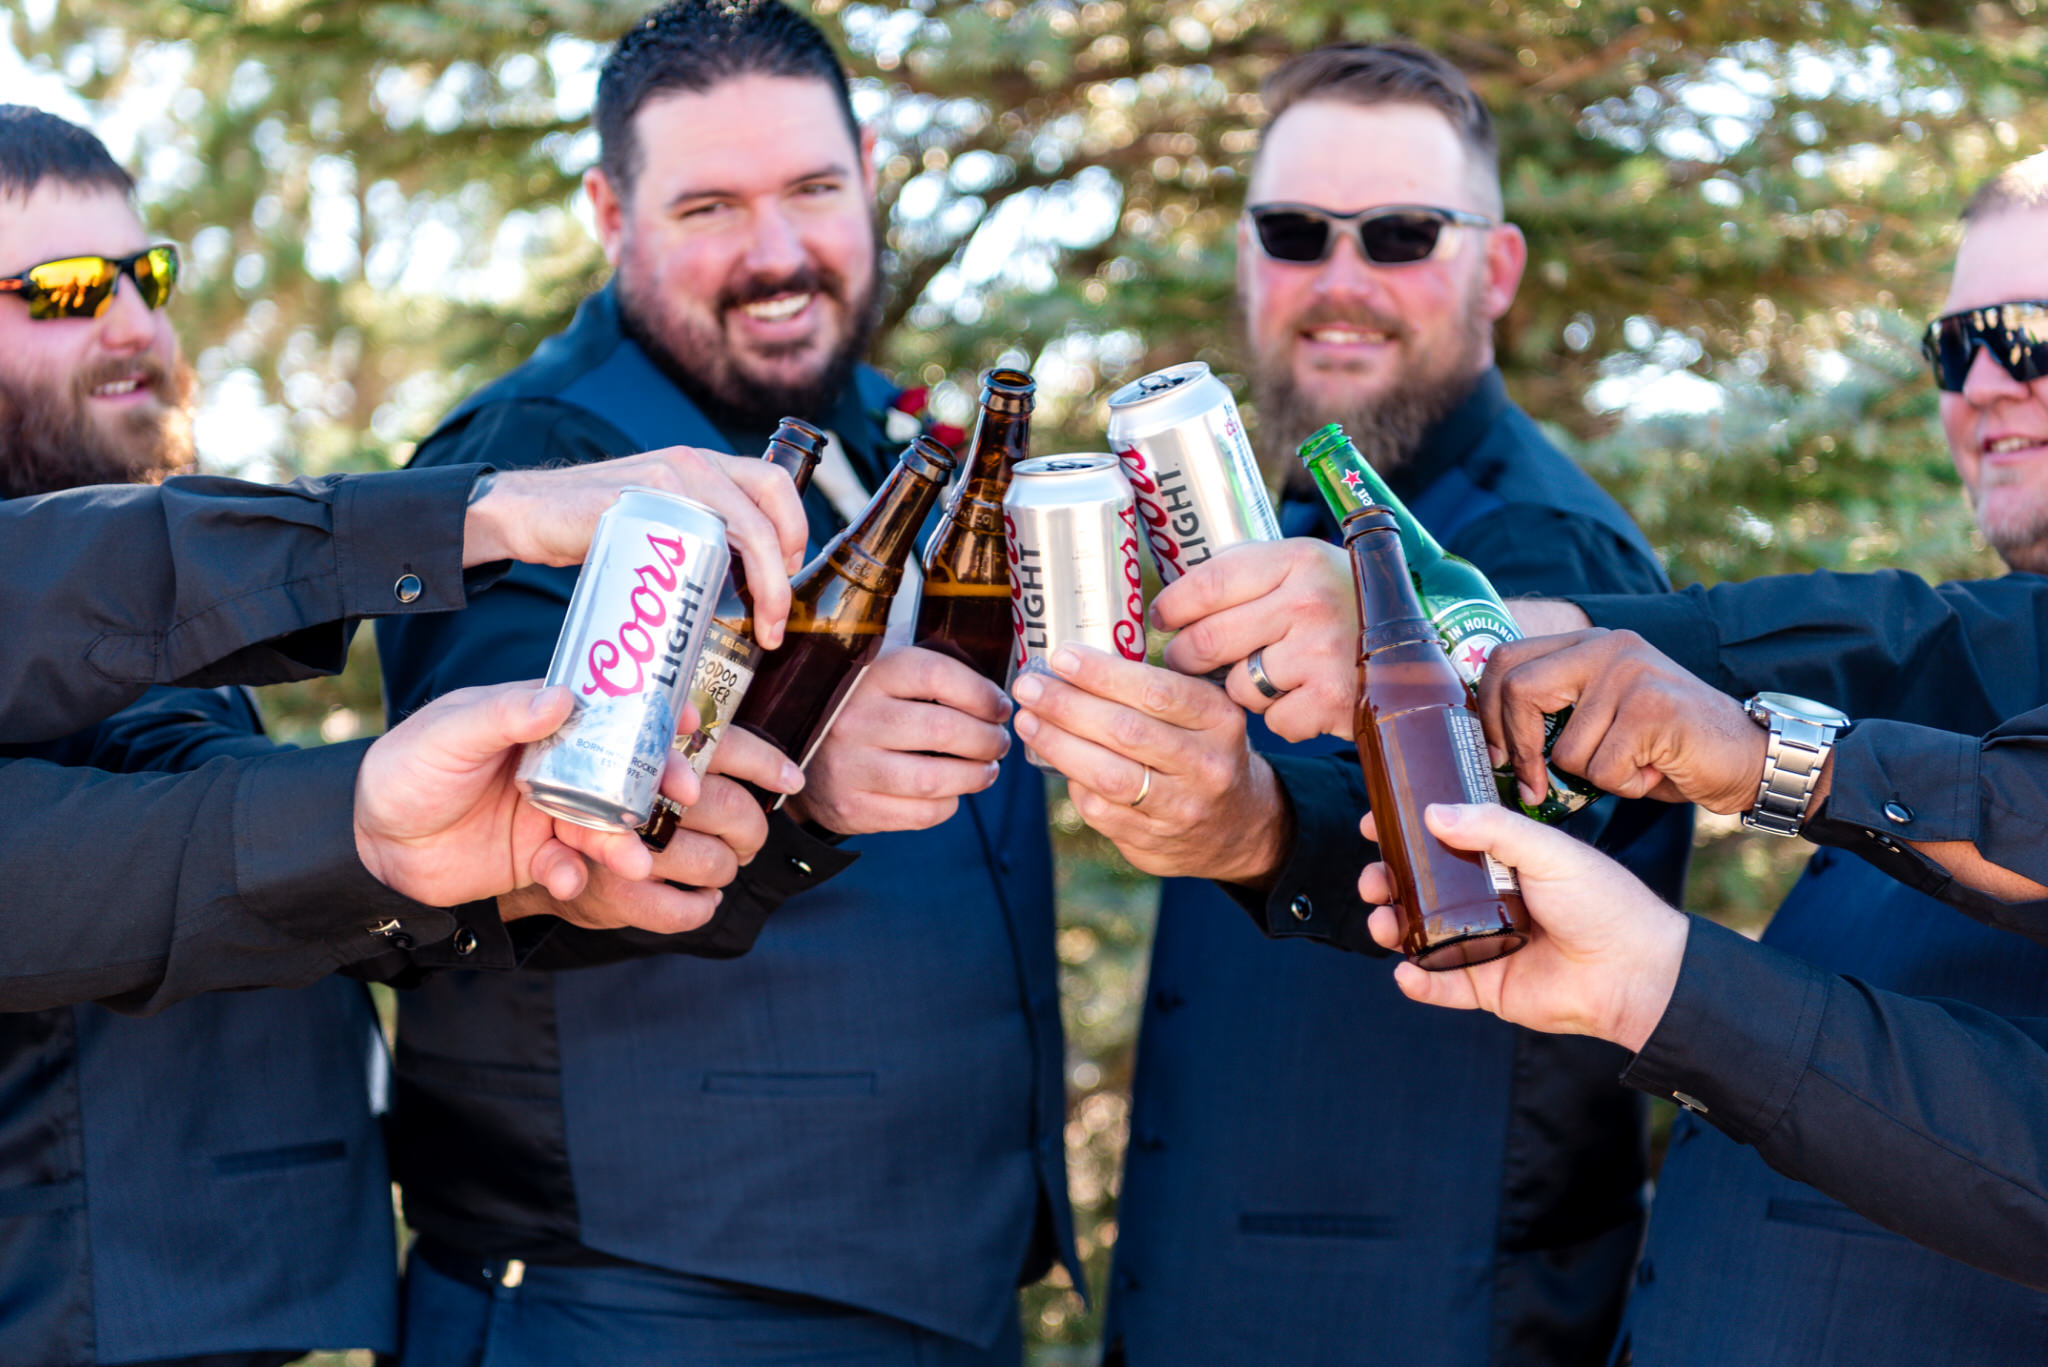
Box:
[375,3,1074,1363]
[1009,45,1689,1366]
[0,102,406,1367]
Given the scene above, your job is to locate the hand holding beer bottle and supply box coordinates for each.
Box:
[1347,503,1529,969]
[1356,801,1690,1052]
[733,436,958,811]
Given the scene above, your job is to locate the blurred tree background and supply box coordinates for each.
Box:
[5,0,2046,1361]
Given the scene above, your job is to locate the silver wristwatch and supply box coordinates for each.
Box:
[1742,692,1851,837]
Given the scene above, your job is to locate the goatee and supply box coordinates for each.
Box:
[0,355,196,499]
[1249,301,1489,480]
[617,243,880,435]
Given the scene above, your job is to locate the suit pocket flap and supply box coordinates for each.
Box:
[702,1071,878,1097]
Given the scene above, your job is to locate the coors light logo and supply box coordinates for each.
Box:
[578,530,707,699]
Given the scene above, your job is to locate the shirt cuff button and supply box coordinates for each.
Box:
[394,573,423,604]
[1672,1090,1709,1115]
[1882,801,1913,825]
[453,928,479,956]
[1289,894,1313,922]
[789,856,814,877]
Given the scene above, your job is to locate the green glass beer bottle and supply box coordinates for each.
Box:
[1298,422,1598,822]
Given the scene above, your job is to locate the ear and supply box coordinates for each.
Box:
[586,167,626,268]
[859,123,879,200]
[1480,220,1527,323]
[1234,213,1255,305]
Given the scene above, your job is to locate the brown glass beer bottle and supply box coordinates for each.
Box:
[914,368,1035,684]
[1346,504,1530,969]
[733,434,958,809]
[638,418,828,850]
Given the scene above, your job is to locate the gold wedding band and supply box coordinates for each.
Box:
[1129,765,1153,808]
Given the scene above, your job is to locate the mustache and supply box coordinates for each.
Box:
[73,351,175,399]
[717,265,842,316]
[1292,303,1409,340]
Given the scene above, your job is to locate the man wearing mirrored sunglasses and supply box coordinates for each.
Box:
[0,102,815,1367]
[0,128,192,501]
[1426,148,2048,1367]
[1012,42,1689,1367]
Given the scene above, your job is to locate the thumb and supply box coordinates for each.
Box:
[404,682,574,771]
[1391,960,1481,1010]
[1421,802,1583,881]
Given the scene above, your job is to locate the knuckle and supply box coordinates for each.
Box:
[1108,706,1151,754]
[910,798,957,831]
[1139,675,1176,717]
[1179,619,1221,664]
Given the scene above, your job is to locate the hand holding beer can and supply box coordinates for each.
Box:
[1107,361,1280,682]
[1107,361,1280,583]
[516,488,730,832]
[1004,455,1147,766]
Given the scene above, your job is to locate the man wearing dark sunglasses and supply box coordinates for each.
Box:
[1007,42,1687,1367]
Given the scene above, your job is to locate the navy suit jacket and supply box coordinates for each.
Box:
[375,287,1075,1349]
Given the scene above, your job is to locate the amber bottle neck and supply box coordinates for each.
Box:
[1349,523,1437,657]
[826,458,947,593]
[951,406,1031,512]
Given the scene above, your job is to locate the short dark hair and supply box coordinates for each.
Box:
[0,105,134,202]
[596,0,858,197]
[1259,43,1499,195]
[1961,149,2048,224]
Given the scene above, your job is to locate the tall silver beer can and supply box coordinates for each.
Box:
[516,487,730,831]
[1005,455,1146,771]
[1106,361,1280,583]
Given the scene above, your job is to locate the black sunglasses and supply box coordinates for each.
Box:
[0,244,180,321]
[1247,202,1494,265]
[1922,301,2048,393]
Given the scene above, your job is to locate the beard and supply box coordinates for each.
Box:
[1249,295,1490,480]
[0,353,196,499]
[616,237,881,435]
[1969,476,2048,574]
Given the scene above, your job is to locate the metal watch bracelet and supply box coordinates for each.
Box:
[1743,707,1841,837]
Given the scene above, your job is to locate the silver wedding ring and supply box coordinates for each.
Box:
[1246,647,1288,701]
[1129,765,1153,808]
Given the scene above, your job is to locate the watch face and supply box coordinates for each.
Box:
[1752,691,1851,727]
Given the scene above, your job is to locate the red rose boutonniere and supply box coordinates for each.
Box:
[882,385,967,451]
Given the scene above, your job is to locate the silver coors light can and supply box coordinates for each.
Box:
[1005,455,1146,768]
[1106,361,1280,584]
[516,487,730,831]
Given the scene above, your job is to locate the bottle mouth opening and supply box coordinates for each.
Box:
[906,434,960,480]
[983,368,1037,410]
[774,415,828,447]
[1298,422,1350,463]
